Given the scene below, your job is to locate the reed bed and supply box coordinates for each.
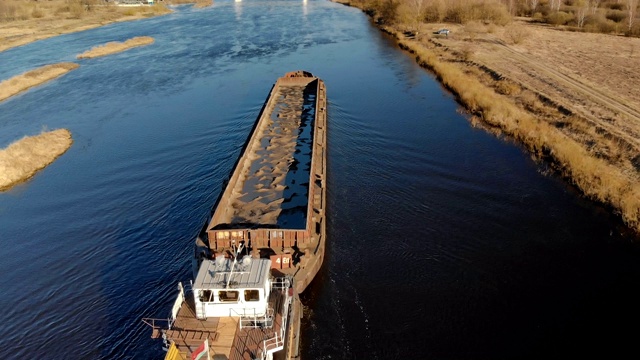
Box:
[0,63,79,102]
[0,129,73,191]
[77,36,155,59]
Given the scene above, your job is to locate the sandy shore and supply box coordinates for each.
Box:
[77,36,155,59]
[0,129,73,191]
[0,63,79,102]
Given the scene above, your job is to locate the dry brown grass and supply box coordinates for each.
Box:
[0,63,79,102]
[0,128,73,191]
[0,0,170,53]
[504,23,530,44]
[77,36,154,59]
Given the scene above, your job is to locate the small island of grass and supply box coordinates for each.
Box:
[0,129,73,191]
[0,63,79,102]
[194,0,214,8]
[77,36,155,59]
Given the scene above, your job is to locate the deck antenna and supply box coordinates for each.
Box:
[226,243,244,289]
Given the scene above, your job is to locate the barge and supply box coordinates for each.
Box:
[143,71,327,360]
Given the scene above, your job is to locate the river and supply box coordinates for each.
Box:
[0,1,639,359]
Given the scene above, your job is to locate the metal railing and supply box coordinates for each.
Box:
[141,317,172,331]
[170,282,185,325]
[142,282,186,332]
[231,307,274,329]
[262,329,283,352]
[271,277,291,290]
[258,277,294,360]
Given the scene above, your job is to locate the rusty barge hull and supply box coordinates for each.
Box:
[202,71,327,295]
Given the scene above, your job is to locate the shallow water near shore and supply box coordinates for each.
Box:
[1,1,639,359]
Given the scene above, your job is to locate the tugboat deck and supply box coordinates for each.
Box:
[166,285,289,360]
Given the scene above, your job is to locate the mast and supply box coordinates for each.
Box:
[225,243,244,289]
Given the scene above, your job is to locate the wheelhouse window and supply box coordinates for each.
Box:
[244,290,260,302]
[218,290,239,302]
[199,290,213,302]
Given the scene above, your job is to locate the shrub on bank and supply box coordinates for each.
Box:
[504,23,530,44]
[364,0,511,26]
[608,2,625,11]
[444,1,511,25]
[0,0,28,21]
[583,14,620,33]
[606,10,627,23]
[0,0,170,23]
[546,11,574,26]
[532,0,640,36]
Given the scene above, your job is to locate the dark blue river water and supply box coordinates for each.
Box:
[1,1,639,359]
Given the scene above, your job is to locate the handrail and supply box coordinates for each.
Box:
[170,282,185,324]
[143,282,185,333]
[141,317,171,330]
[271,277,291,290]
[230,307,273,329]
[259,278,294,360]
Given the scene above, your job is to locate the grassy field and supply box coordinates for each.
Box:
[0,62,80,102]
[0,129,73,191]
[77,36,155,58]
[337,0,640,232]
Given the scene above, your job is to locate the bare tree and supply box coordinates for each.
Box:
[507,0,515,15]
[529,0,539,14]
[628,0,639,32]
[590,0,601,15]
[550,0,562,12]
[576,0,589,27]
[410,0,425,21]
[399,0,425,35]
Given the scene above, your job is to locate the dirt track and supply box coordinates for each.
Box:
[478,36,640,152]
[423,19,640,176]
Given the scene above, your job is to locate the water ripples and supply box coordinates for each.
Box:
[1,1,640,359]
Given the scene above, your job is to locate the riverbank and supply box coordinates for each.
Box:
[0,0,172,53]
[0,63,79,102]
[0,129,73,191]
[334,1,640,232]
[77,36,155,59]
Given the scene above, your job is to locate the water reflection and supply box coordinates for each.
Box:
[234,0,242,19]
